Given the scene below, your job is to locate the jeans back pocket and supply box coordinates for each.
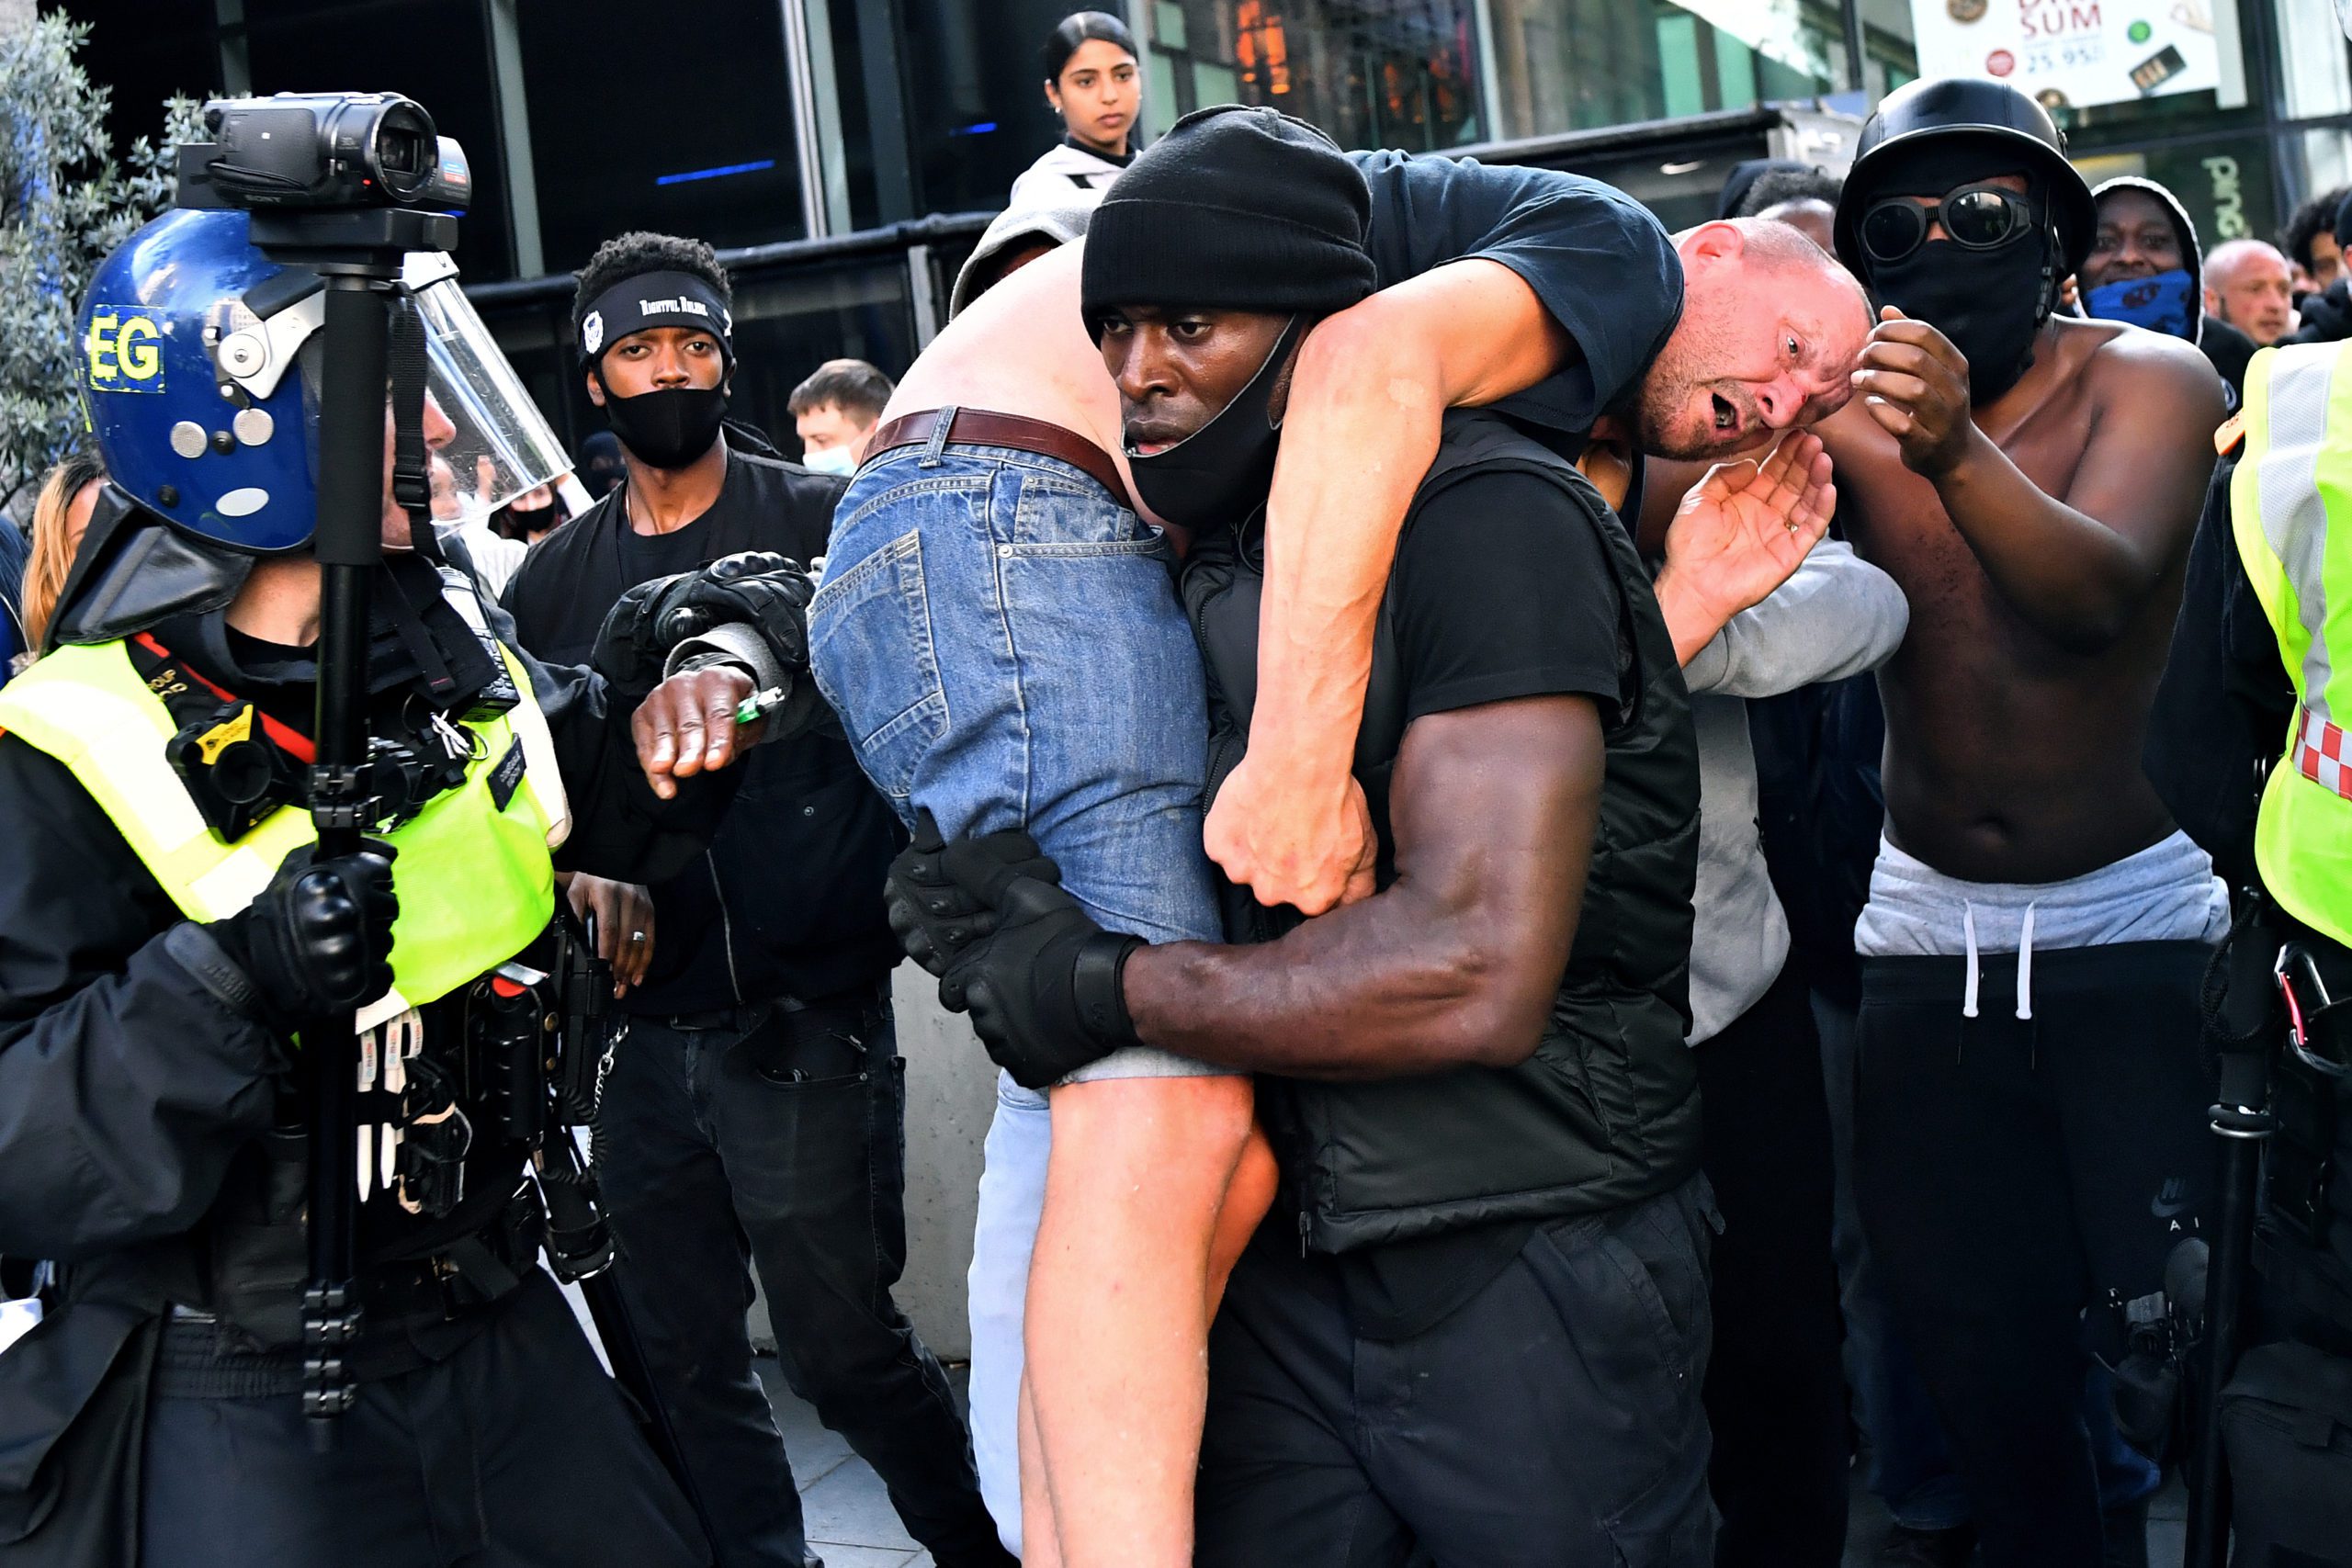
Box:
[808,526,948,804]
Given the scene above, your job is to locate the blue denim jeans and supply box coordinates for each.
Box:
[808,428,1238,1551]
[809,428,1225,960]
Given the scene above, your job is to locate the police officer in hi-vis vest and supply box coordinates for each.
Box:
[0,204,817,1567]
[2150,298,2352,1558]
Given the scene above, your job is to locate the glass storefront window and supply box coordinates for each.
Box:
[2277,0,2352,119]
[1484,1,1846,141]
[1137,0,1846,153]
[241,0,518,280]
[890,0,1095,216]
[1144,1,1487,150]
[1858,0,1919,97]
[515,0,807,273]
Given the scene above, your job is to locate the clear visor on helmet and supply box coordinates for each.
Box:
[401,253,571,529]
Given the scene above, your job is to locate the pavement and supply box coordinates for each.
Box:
[756,1355,941,1568]
[1840,1466,2188,1566]
[756,1349,2192,1567]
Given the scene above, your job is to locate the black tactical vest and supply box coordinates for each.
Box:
[1182,412,1703,1252]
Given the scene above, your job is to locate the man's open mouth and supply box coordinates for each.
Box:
[1711,393,1740,435]
[1126,421,1189,456]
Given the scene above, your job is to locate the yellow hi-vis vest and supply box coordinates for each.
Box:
[2232,340,2352,949]
[0,638,571,1029]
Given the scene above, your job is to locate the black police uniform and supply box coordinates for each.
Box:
[2149,419,2352,1560]
[0,544,741,1568]
[503,446,1007,1568]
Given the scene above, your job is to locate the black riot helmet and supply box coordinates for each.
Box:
[1833,77,2097,281]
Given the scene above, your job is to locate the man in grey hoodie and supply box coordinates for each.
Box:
[1644,461,1909,1566]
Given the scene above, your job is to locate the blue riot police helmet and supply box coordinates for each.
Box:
[79,207,572,557]
[79,208,322,553]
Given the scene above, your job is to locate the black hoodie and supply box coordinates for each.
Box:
[2086,175,2253,397]
[2286,275,2352,345]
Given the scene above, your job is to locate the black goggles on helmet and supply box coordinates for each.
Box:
[1859,183,2036,263]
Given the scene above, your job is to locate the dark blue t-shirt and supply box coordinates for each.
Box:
[1349,150,1684,439]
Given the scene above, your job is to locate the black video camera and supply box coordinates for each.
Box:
[178,93,471,212]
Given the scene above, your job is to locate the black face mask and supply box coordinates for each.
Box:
[602,384,729,470]
[1865,235,2051,405]
[1857,152,2056,406]
[1125,316,1303,532]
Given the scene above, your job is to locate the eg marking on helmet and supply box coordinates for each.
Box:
[85,307,166,393]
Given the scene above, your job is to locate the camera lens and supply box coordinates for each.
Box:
[364,98,436,201]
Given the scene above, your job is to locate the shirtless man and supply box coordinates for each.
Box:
[1819,80,2227,1567]
[806,107,1865,1566]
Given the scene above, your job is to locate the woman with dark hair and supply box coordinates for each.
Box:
[1006,11,1140,216]
[15,449,106,667]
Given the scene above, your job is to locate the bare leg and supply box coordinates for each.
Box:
[1020,1074,1267,1567]
[1209,1122,1279,1315]
[1017,1376,1064,1568]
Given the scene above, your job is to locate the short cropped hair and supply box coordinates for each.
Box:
[1737,165,1842,217]
[571,231,732,347]
[788,358,896,423]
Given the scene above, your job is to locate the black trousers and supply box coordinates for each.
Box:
[1692,965,1849,1568]
[141,1271,707,1567]
[599,989,1009,1568]
[1195,1177,1719,1568]
[1855,941,2216,1568]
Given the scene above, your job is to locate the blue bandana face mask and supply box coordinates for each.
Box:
[2085,268,2198,341]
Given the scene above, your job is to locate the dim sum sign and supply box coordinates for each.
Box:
[1906,0,2233,110]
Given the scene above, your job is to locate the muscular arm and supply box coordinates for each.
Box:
[1125,694,1600,1077]
[1211,260,1575,909]
[1854,318,2223,651]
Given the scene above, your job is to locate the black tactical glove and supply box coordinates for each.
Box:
[592,550,816,700]
[885,809,1065,976]
[209,840,399,1032]
[883,817,1142,1089]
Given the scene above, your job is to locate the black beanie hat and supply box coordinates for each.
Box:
[1080,105,1376,334]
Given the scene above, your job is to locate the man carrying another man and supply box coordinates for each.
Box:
[810,104,1868,1564]
[889,108,1842,1565]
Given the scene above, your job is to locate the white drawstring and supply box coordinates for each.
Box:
[1962,903,1980,1019]
[2016,902,2037,1021]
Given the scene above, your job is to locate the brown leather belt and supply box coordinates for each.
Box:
[865,407,1135,513]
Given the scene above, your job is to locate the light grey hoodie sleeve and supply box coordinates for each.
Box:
[1679,539,1909,700]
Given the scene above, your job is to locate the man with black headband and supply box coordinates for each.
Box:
[503,232,1006,1568]
[1748,79,2222,1566]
